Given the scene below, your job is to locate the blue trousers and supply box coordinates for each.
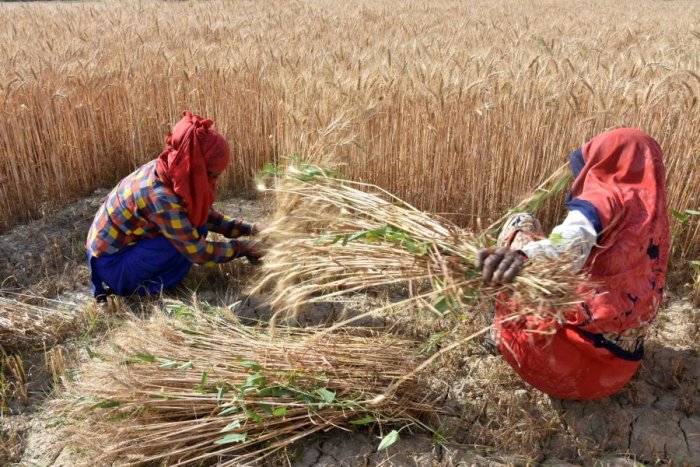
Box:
[88,234,197,299]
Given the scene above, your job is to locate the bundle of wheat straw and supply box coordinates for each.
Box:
[56,304,441,466]
[0,296,76,350]
[254,164,583,327]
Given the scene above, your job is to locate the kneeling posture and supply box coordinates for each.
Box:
[86,111,263,300]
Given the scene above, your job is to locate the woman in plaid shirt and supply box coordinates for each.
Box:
[86,111,263,300]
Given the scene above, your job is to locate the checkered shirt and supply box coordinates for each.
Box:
[86,160,252,266]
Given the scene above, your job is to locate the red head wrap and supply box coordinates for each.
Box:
[156,111,230,227]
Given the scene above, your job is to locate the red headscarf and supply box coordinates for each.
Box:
[156,111,230,227]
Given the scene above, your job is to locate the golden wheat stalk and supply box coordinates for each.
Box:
[54,303,441,466]
[1,2,699,261]
[0,296,76,350]
[253,164,584,328]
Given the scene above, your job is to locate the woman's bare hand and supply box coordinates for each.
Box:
[475,247,526,284]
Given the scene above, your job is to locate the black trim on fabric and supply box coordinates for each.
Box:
[574,327,645,361]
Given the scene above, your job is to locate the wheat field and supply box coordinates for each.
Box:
[1,0,699,256]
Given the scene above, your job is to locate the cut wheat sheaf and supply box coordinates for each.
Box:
[51,166,592,465]
[254,164,587,333]
[54,304,442,466]
[0,296,76,350]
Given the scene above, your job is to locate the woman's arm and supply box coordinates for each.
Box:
[206,208,254,238]
[521,209,597,272]
[476,209,598,283]
[152,203,250,265]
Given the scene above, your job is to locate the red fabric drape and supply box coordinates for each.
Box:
[570,128,669,333]
[496,128,670,400]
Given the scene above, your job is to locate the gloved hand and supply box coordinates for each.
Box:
[475,246,526,284]
[246,254,262,265]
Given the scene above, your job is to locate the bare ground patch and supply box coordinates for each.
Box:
[2,195,699,466]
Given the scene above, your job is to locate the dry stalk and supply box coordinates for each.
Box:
[254,165,585,329]
[691,261,700,307]
[54,304,442,466]
[0,296,76,350]
[0,1,699,260]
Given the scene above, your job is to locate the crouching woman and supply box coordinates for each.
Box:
[476,128,670,400]
[86,111,263,301]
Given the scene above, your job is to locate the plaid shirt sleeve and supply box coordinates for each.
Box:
[151,202,247,266]
[206,208,253,238]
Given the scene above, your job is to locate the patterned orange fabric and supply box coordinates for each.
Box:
[498,325,641,400]
[570,128,669,334]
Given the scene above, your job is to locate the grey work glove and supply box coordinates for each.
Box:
[475,246,526,284]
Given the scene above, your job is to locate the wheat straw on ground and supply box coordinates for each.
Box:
[54,304,442,466]
[0,296,76,350]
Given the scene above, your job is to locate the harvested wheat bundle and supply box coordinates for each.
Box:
[56,304,441,466]
[0,296,76,350]
[254,164,583,327]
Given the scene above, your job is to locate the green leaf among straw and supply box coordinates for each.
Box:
[54,304,442,466]
[254,164,585,328]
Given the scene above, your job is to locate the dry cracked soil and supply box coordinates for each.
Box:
[1,193,698,466]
